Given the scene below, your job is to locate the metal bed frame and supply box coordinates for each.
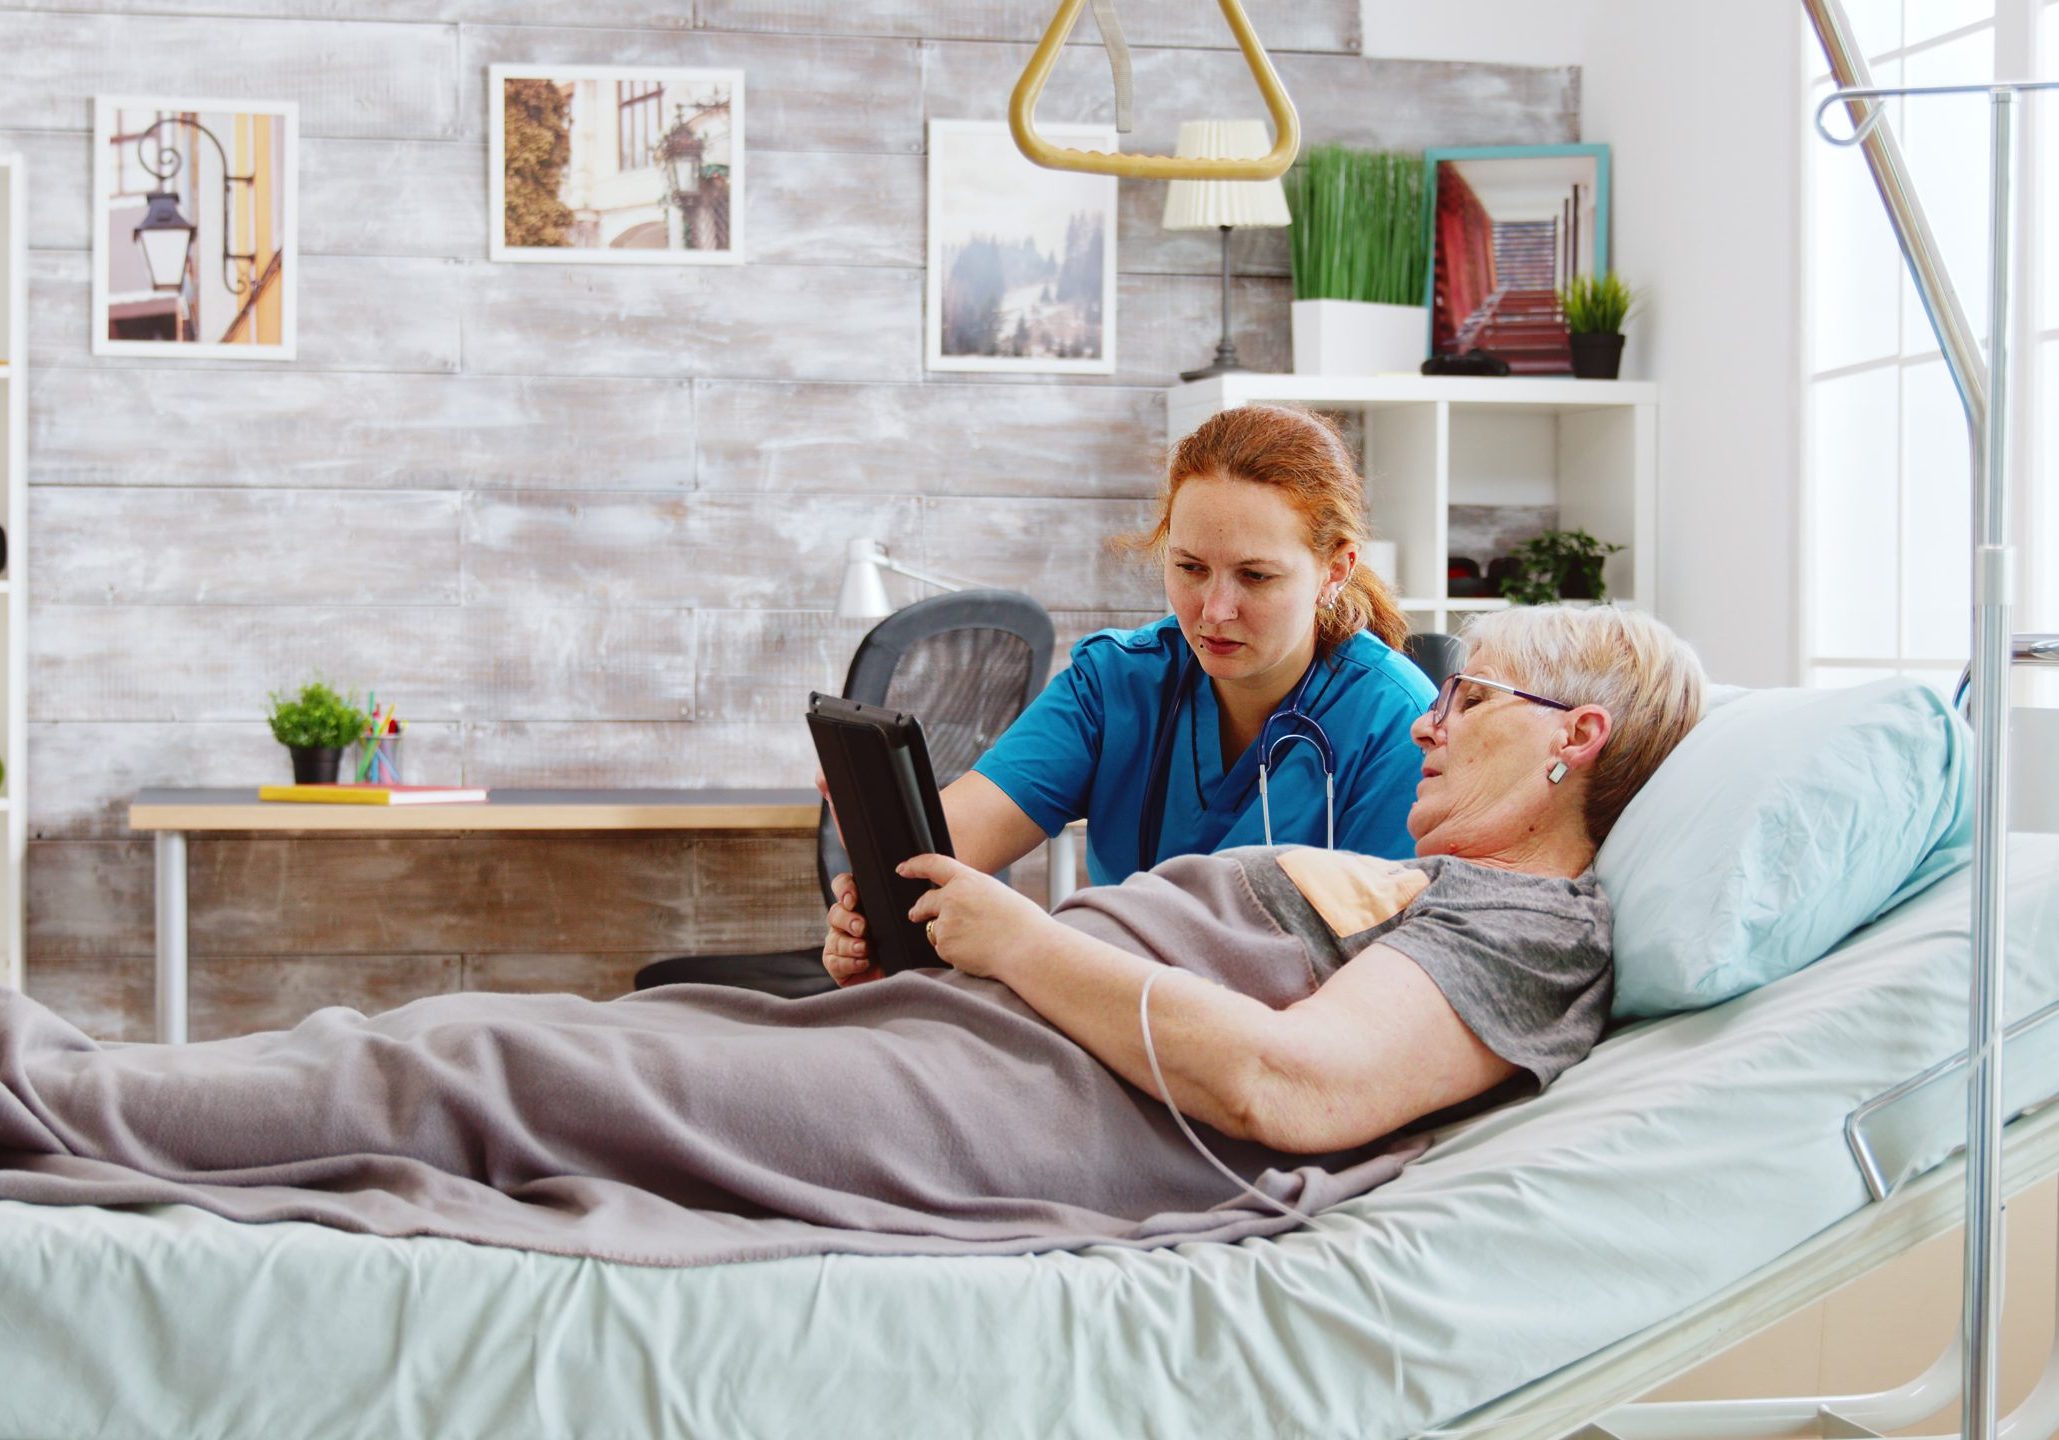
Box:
[1446,1102,2059,1440]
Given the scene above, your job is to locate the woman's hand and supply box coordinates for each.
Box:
[901,854,1053,980]
[814,768,846,848]
[822,873,882,987]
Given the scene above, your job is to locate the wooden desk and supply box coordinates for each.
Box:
[127,787,819,1044]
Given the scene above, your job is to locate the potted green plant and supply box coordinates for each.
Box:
[1560,272,1636,379]
[266,680,369,784]
[1498,529,1625,606]
[1283,145,1429,375]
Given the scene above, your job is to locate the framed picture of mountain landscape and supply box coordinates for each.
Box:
[926,119,1117,375]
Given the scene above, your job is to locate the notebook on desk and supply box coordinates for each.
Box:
[258,785,490,806]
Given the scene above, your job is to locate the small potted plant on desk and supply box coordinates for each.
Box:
[267,681,369,784]
[1498,529,1625,606]
[1561,272,1636,380]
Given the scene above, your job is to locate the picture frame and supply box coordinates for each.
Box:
[926,119,1118,375]
[92,96,298,359]
[489,65,745,265]
[1421,144,1611,374]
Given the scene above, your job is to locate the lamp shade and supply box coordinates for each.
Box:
[1160,120,1291,231]
[835,538,894,620]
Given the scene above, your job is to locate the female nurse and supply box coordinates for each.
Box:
[824,402,1436,983]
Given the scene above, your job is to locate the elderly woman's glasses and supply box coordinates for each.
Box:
[1429,673,1575,729]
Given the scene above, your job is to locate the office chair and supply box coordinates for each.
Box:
[634,589,1056,1000]
[1403,631,1464,689]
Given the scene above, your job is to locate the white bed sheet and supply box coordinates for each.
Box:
[4,837,2057,1440]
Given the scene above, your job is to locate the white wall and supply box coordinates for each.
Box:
[1361,0,1602,68]
[1364,0,1805,686]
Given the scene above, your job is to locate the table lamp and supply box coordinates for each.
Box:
[835,538,976,620]
[1160,119,1292,381]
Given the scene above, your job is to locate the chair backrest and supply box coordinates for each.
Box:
[816,590,1057,903]
[1403,631,1465,690]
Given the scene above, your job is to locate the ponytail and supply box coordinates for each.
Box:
[1322,562,1408,654]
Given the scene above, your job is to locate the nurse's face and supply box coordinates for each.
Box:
[1165,472,1332,696]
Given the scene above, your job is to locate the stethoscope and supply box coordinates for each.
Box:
[1136,646,1338,867]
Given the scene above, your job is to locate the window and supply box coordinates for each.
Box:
[1800,0,2056,705]
[617,80,664,173]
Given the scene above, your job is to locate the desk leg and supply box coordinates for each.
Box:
[1046,828,1077,911]
[155,830,188,1045]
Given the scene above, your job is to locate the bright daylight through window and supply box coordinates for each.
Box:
[1801,0,2056,703]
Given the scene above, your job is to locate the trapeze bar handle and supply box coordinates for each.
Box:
[1008,0,1301,181]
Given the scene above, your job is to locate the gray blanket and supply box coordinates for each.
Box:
[0,960,1418,1268]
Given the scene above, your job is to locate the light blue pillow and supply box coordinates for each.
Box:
[1597,678,1972,1019]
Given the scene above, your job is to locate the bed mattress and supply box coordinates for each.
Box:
[4,836,2057,1440]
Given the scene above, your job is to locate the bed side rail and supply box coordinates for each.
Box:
[1847,997,2059,1204]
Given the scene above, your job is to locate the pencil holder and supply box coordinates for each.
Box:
[357,733,403,785]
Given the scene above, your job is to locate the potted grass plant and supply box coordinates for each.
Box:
[267,680,369,784]
[1561,272,1636,379]
[1282,145,1429,375]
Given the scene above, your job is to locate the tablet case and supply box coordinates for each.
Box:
[806,693,955,973]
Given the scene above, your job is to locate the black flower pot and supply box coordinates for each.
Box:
[1557,570,1600,601]
[1568,331,1626,380]
[288,745,344,783]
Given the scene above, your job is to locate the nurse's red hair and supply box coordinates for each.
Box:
[1120,404,1409,656]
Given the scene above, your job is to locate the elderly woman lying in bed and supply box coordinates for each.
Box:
[0,604,1702,1267]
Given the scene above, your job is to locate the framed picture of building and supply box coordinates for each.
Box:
[489,65,745,264]
[1422,144,1610,375]
[92,96,298,359]
[926,119,1117,375]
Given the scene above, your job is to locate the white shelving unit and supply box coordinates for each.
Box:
[1167,374,1658,637]
[1,154,23,991]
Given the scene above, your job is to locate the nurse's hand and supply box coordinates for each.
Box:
[902,854,1051,981]
[823,873,882,986]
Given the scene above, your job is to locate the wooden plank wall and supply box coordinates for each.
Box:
[0,0,1577,1040]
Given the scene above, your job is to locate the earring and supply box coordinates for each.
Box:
[1547,760,1569,785]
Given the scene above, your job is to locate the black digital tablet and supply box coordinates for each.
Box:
[806,693,955,973]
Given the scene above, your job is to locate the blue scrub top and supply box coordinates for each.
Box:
[973,616,1437,886]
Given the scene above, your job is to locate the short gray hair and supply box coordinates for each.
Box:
[1458,605,1706,844]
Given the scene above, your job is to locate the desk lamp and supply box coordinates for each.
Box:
[835,539,977,621]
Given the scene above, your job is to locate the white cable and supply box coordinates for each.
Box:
[1136,969,1673,1435]
[1141,966,1431,1430]
[1138,966,1313,1227]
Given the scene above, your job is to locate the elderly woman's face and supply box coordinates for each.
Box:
[1405,658,1573,857]
[1165,473,1329,695]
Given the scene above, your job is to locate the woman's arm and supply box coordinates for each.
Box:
[939,771,1051,873]
[903,856,1516,1153]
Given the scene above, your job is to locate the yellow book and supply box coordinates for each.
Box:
[258,784,488,806]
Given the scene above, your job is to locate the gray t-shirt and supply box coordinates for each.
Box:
[1054,847,1612,1093]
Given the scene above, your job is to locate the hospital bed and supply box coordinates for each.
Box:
[4,833,2054,1440]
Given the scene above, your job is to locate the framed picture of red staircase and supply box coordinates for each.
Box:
[1422,145,1610,376]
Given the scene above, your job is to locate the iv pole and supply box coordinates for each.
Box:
[1802,4,2059,1436]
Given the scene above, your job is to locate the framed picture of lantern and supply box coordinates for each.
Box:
[489,65,746,264]
[92,96,299,358]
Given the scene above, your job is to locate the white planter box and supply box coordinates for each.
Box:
[1291,299,1427,376]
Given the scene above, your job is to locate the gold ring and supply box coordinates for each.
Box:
[925,920,939,947]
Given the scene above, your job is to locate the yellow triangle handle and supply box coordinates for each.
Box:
[1008,0,1302,181]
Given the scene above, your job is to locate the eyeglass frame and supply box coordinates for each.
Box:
[1427,672,1575,730]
